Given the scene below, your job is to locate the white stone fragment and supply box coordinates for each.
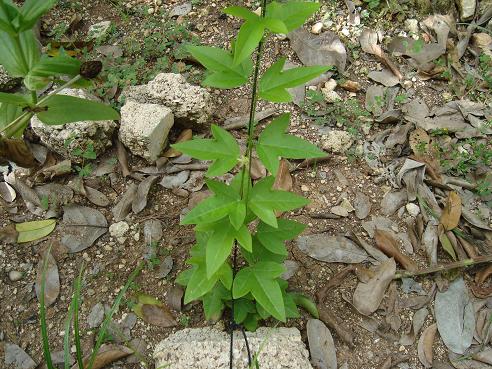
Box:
[119,101,174,162]
[154,327,313,369]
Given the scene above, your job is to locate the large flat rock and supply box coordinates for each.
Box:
[154,327,313,369]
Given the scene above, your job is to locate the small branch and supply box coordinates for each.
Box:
[394,255,492,279]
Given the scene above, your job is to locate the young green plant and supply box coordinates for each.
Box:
[173,1,328,330]
[0,0,118,165]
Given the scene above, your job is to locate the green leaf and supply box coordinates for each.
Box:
[0,2,17,34]
[176,268,193,286]
[248,176,309,227]
[284,292,301,319]
[0,29,40,77]
[24,53,81,90]
[256,219,305,255]
[256,113,326,175]
[0,92,31,106]
[172,125,240,177]
[259,58,330,102]
[291,292,319,318]
[187,45,252,88]
[16,219,56,243]
[19,0,57,32]
[236,225,252,252]
[439,232,457,261]
[205,219,235,278]
[262,18,288,34]
[265,1,321,33]
[184,263,218,304]
[36,94,119,125]
[224,6,260,22]
[243,313,260,331]
[233,20,265,66]
[232,261,286,321]
[218,262,233,290]
[202,283,230,321]
[229,201,246,230]
[234,298,256,324]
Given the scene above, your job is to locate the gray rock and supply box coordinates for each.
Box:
[0,65,19,91]
[124,73,213,128]
[158,256,173,278]
[8,270,23,282]
[307,319,337,369]
[31,89,116,161]
[456,0,476,20]
[154,327,313,369]
[87,303,105,328]
[281,260,299,280]
[170,2,192,17]
[322,130,354,153]
[88,21,112,39]
[119,100,174,162]
[4,343,36,369]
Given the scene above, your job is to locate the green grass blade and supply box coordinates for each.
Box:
[72,264,85,369]
[63,297,75,369]
[40,245,54,369]
[86,261,145,369]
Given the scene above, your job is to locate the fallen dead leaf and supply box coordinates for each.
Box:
[0,138,38,168]
[75,344,132,369]
[307,319,337,369]
[440,191,461,231]
[112,183,138,221]
[133,294,177,327]
[417,323,437,368]
[375,230,417,272]
[132,175,159,214]
[164,129,193,158]
[35,251,60,307]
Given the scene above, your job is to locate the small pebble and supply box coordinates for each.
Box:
[8,270,23,282]
[148,7,155,14]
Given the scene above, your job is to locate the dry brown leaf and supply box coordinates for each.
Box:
[35,251,60,307]
[163,129,193,158]
[409,128,430,156]
[476,264,492,284]
[273,159,292,192]
[112,183,138,221]
[375,230,417,272]
[0,138,38,168]
[75,344,132,369]
[440,191,462,231]
[250,157,267,180]
[417,323,437,368]
[140,304,177,327]
[116,138,131,177]
[34,159,72,182]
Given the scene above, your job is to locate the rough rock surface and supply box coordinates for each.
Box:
[31,89,116,161]
[0,65,19,91]
[119,100,174,161]
[124,73,213,128]
[322,130,354,153]
[154,327,313,369]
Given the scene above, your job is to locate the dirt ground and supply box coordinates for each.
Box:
[1,0,491,368]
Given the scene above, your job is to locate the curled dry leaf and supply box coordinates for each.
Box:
[132,175,159,214]
[353,258,396,315]
[75,344,133,369]
[0,181,16,202]
[461,207,492,231]
[160,170,190,189]
[272,159,292,192]
[250,157,267,180]
[116,138,131,177]
[307,319,337,369]
[34,159,72,182]
[440,191,462,231]
[417,323,437,368]
[61,204,108,253]
[112,182,138,221]
[0,138,38,168]
[375,230,417,272]
[35,251,60,307]
[85,186,110,207]
[164,129,193,158]
[359,29,402,80]
[6,174,41,207]
[166,286,184,312]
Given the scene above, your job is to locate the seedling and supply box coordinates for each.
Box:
[173,1,327,329]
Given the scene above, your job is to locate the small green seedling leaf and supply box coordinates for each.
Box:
[256,219,306,255]
[265,1,321,33]
[172,125,241,177]
[248,176,309,227]
[256,113,326,175]
[16,219,56,243]
[233,19,265,66]
[233,261,286,321]
[259,58,330,102]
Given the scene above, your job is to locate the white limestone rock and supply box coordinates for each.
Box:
[124,73,213,128]
[322,130,354,153]
[0,65,19,91]
[31,89,116,161]
[119,100,174,162]
[154,327,313,369]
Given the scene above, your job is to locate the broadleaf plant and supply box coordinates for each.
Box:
[0,0,118,165]
[173,0,327,329]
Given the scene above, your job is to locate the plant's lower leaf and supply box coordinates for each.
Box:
[16,219,56,243]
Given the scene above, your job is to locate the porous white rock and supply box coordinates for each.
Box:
[31,89,116,161]
[124,73,213,128]
[88,21,112,39]
[322,130,354,153]
[109,221,129,239]
[154,327,313,369]
[119,100,174,162]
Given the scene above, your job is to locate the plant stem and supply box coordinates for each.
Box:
[394,254,492,279]
[240,0,268,202]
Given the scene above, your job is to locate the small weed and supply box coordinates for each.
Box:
[179,315,191,327]
[395,93,408,104]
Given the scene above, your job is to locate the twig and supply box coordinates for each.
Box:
[319,309,354,347]
[317,265,355,303]
[166,163,209,174]
[394,254,492,279]
[293,155,330,171]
